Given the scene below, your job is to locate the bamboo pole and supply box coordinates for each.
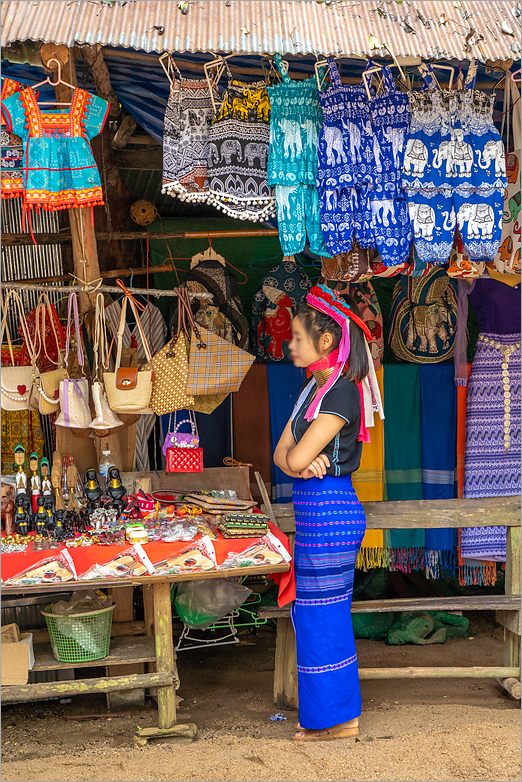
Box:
[1,672,173,703]
[1,229,280,246]
[2,281,212,300]
[358,667,520,679]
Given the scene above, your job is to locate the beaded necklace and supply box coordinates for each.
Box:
[478,334,521,452]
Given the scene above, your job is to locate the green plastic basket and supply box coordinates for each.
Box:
[41,604,115,663]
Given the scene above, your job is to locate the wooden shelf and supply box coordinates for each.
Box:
[259,594,522,619]
[32,635,156,672]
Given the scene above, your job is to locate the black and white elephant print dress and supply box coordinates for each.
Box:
[162,60,220,200]
[206,73,275,221]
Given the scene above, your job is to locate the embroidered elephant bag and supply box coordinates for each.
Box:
[388,266,459,363]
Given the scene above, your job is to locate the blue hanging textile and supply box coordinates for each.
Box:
[266,364,306,502]
[420,364,458,578]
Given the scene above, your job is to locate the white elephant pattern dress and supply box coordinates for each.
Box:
[402,65,507,265]
[161,58,220,201]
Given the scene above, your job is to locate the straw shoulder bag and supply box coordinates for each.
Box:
[103,292,154,414]
[141,287,195,415]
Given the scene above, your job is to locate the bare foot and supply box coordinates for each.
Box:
[294,717,359,739]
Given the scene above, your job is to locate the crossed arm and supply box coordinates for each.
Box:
[273,413,346,480]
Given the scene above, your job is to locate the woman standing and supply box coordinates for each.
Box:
[274,283,374,742]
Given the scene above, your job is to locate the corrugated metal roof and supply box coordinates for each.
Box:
[1,1,519,61]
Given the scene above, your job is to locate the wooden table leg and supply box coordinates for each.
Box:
[153,581,178,729]
[274,616,298,710]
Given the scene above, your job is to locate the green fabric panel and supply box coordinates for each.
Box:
[383,364,423,502]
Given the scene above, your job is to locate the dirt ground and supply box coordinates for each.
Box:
[2,612,520,782]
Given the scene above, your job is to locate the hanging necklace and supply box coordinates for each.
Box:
[478,334,521,452]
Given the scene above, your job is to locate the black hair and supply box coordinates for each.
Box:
[295,296,369,383]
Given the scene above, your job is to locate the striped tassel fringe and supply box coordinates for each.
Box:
[458,561,497,587]
[388,547,425,573]
[355,546,390,570]
[424,549,457,580]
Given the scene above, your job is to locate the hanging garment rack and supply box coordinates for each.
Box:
[1,281,212,301]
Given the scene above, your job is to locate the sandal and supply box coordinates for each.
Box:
[292,723,359,742]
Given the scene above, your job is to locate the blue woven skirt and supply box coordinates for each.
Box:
[291,474,366,729]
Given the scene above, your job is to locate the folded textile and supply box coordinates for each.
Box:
[460,525,507,562]
[456,364,471,498]
[353,367,385,502]
[420,364,458,578]
[420,364,457,500]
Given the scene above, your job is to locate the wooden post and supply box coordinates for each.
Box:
[143,584,158,699]
[273,617,298,710]
[153,581,177,729]
[39,45,102,315]
[503,527,521,674]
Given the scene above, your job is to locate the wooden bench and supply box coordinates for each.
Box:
[260,496,521,709]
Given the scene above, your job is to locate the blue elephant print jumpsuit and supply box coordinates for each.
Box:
[316,60,412,265]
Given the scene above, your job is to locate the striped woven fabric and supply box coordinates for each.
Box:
[185,327,254,396]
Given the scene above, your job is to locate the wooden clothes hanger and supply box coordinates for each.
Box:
[512,68,521,83]
[159,52,175,86]
[204,54,234,113]
[190,240,248,284]
[32,58,76,106]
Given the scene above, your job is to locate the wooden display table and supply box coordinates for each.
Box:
[259,496,521,709]
[1,563,290,736]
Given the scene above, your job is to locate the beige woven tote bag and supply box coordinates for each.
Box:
[141,287,195,415]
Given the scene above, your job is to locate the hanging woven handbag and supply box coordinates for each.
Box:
[185,325,255,396]
[142,287,195,415]
[166,412,204,473]
[89,293,123,431]
[1,290,37,412]
[388,267,459,363]
[104,289,154,414]
[55,293,92,429]
[28,295,66,415]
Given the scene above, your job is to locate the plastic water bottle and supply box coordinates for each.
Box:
[99,450,115,494]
